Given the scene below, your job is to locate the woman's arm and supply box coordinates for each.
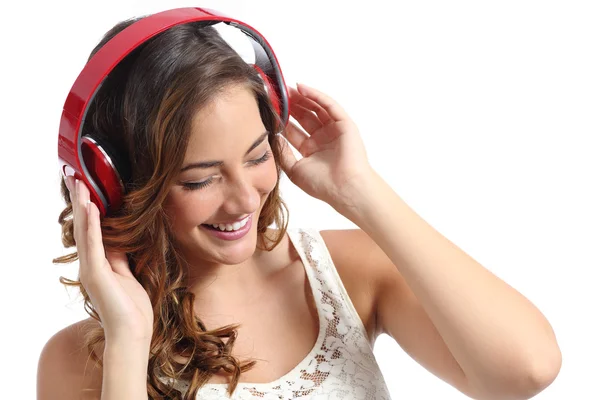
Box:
[333,170,562,399]
[101,338,150,400]
[278,82,561,399]
[37,319,150,400]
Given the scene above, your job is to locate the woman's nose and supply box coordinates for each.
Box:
[222,174,260,215]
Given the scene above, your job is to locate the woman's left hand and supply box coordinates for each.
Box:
[278,83,374,209]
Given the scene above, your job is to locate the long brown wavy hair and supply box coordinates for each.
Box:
[52,16,289,399]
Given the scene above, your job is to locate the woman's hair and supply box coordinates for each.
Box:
[53,16,289,399]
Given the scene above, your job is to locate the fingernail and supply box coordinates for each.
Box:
[75,179,80,195]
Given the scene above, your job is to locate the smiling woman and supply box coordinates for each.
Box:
[43,9,296,399]
[38,6,561,400]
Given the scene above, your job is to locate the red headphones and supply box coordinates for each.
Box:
[58,7,289,216]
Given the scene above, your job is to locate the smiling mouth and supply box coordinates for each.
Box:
[201,215,252,232]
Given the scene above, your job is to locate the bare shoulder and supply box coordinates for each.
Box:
[37,317,104,400]
[318,228,384,345]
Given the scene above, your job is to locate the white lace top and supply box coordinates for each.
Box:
[164,228,393,399]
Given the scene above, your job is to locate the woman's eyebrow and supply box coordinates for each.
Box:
[180,131,269,172]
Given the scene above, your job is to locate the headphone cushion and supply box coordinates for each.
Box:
[81,135,129,212]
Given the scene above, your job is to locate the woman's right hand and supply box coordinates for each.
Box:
[66,176,154,345]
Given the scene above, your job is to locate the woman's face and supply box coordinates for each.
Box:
[164,84,278,268]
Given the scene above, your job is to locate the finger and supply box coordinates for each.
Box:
[288,86,332,125]
[296,83,348,122]
[275,134,298,177]
[283,119,309,152]
[284,121,319,157]
[290,103,322,135]
[64,176,78,248]
[69,179,83,255]
[74,179,90,271]
[86,200,108,275]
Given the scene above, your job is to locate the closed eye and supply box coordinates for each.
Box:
[181,150,272,191]
[247,150,272,166]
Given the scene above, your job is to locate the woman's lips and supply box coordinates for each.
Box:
[200,214,253,241]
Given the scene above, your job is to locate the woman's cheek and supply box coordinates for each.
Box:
[166,189,218,230]
[260,158,279,194]
[184,192,221,227]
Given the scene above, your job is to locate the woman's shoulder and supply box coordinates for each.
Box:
[37,317,103,399]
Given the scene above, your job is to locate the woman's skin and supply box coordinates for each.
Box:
[38,82,561,400]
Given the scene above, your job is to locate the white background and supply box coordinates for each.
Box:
[0,0,598,398]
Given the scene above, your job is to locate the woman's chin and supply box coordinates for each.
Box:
[198,224,258,264]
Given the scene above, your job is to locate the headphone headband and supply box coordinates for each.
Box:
[58,7,289,216]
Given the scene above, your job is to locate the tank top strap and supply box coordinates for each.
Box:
[287,227,373,351]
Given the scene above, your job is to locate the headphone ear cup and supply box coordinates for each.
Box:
[253,65,282,118]
[81,135,128,213]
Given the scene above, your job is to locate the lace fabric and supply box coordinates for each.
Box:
[163,228,393,399]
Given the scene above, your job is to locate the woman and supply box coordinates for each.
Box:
[37,10,561,400]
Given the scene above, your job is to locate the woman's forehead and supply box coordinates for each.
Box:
[185,87,266,158]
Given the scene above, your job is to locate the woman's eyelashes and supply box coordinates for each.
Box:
[247,150,272,166]
[182,150,272,191]
[182,179,213,191]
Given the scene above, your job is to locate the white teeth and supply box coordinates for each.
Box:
[210,215,250,232]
